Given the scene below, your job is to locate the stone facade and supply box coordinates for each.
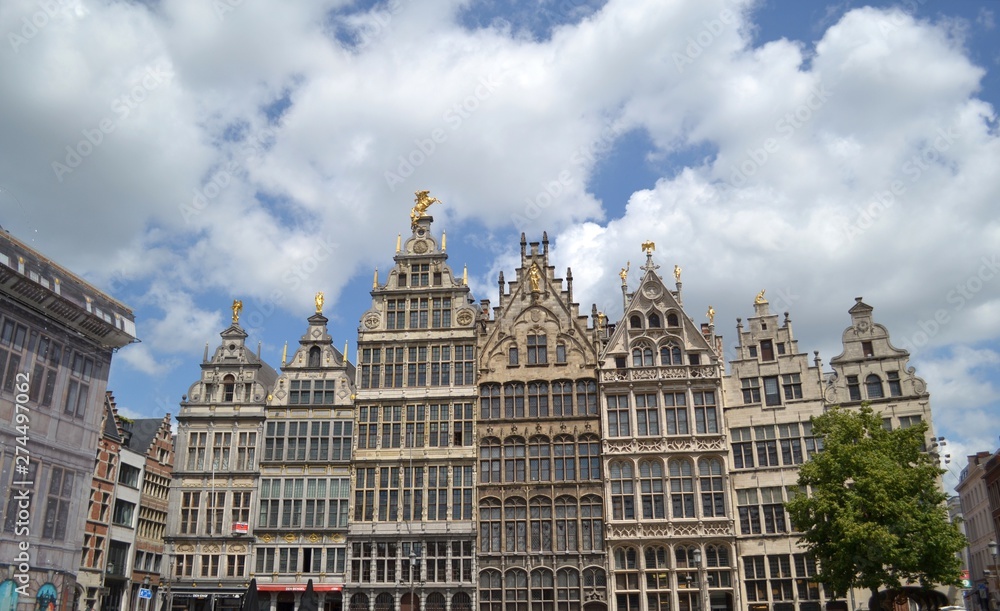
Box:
[601,252,733,611]
[476,234,607,611]
[254,310,355,610]
[347,216,479,611]
[165,322,276,611]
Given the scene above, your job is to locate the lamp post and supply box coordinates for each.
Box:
[142,576,151,611]
[989,541,998,611]
[692,548,709,611]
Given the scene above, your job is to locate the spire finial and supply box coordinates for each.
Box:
[463,264,468,286]
[281,341,288,367]
[396,234,401,253]
[373,267,379,289]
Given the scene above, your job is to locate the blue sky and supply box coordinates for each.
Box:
[1,0,998,490]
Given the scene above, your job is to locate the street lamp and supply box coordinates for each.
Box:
[989,542,999,611]
[142,576,151,611]
[692,548,708,611]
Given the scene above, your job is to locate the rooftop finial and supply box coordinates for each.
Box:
[315,291,324,315]
[411,190,440,229]
[232,299,243,324]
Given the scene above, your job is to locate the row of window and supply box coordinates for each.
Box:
[731,423,821,470]
[741,374,803,406]
[177,490,253,535]
[479,495,604,554]
[609,458,725,520]
[613,545,731,592]
[479,435,601,484]
[263,420,353,462]
[174,553,248,578]
[184,431,257,471]
[628,312,681,329]
[479,567,605,611]
[384,297,457,330]
[480,380,598,419]
[736,487,798,535]
[606,391,718,437]
[350,541,474,584]
[505,334,568,367]
[847,372,902,400]
[354,465,474,522]
[625,343,702,368]
[360,344,475,388]
[744,554,822,603]
[348,592,472,611]
[258,478,350,529]
[255,546,346,575]
[357,403,474,449]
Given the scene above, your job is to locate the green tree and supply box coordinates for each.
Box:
[785,405,966,608]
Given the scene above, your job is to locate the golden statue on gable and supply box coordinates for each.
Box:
[315,291,324,315]
[528,263,542,292]
[411,190,441,228]
[641,241,655,254]
[674,264,682,282]
[619,261,630,284]
[232,299,243,324]
[707,305,715,325]
[755,289,767,304]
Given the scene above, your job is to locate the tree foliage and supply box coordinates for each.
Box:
[785,405,966,603]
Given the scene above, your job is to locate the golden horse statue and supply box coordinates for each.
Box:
[411,190,441,228]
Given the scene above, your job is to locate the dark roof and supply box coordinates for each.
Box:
[102,401,121,442]
[122,418,165,455]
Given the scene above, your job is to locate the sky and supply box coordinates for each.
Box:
[1,0,998,491]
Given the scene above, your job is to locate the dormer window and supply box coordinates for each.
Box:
[760,340,774,361]
[223,375,236,402]
[648,314,661,328]
[666,313,679,327]
[629,315,642,329]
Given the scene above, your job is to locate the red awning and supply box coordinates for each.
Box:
[257,584,342,592]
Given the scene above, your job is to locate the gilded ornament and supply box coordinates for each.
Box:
[641,240,655,254]
[754,289,767,304]
[528,263,541,292]
[315,291,324,314]
[231,299,243,324]
[411,190,440,228]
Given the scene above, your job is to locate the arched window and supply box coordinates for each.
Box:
[504,383,525,418]
[349,593,369,611]
[629,314,642,328]
[645,546,670,609]
[401,593,419,611]
[529,436,551,482]
[480,570,503,611]
[554,496,578,552]
[504,498,528,552]
[648,313,661,328]
[531,569,555,611]
[666,312,679,327]
[553,435,576,481]
[552,381,574,417]
[35,583,57,611]
[575,380,597,415]
[374,593,395,611]
[480,438,501,483]
[426,593,446,611]
[582,566,607,595]
[865,374,884,399]
[639,460,666,519]
[555,342,567,364]
[504,437,526,483]
[669,459,695,518]
[505,569,528,609]
[675,546,700,607]
[698,458,725,518]
[660,343,682,365]
[556,568,580,611]
[480,498,502,552]
[509,345,519,366]
[614,548,640,611]
[529,496,553,552]
[481,383,501,419]
[527,381,549,417]
[452,592,472,611]
[632,346,654,367]
[705,544,733,588]
[223,374,235,402]
[580,495,604,552]
[308,346,321,368]
[578,435,601,480]
[610,462,635,520]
